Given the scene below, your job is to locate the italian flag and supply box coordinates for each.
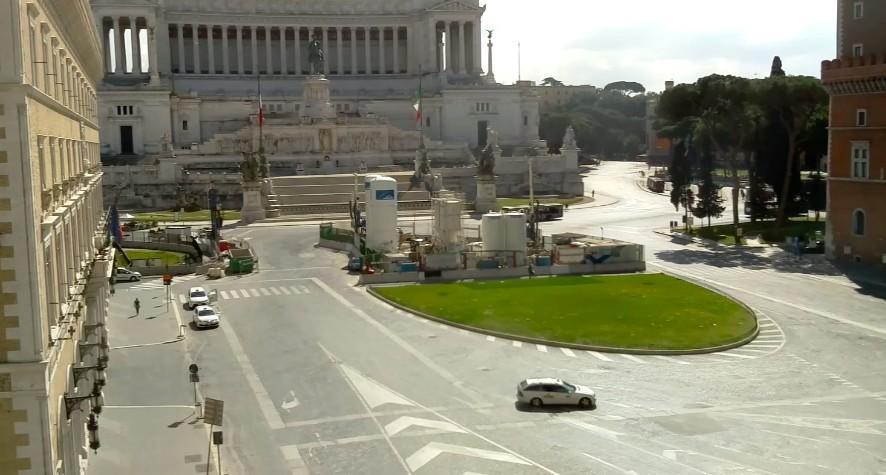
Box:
[413,83,422,125]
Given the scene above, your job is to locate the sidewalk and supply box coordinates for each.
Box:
[88,287,221,474]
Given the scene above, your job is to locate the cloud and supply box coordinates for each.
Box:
[481,0,835,90]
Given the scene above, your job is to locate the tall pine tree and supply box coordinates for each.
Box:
[693,142,726,227]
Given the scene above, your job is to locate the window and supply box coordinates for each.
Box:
[475,102,491,113]
[856,109,867,126]
[425,117,431,128]
[116,105,134,116]
[182,120,189,131]
[853,209,865,236]
[853,1,864,19]
[853,44,863,57]
[851,142,869,178]
[523,115,529,126]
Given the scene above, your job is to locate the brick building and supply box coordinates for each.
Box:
[0,1,113,474]
[822,0,886,265]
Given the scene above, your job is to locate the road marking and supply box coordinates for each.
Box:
[281,390,300,411]
[587,351,613,362]
[239,289,250,298]
[561,417,623,440]
[512,341,522,348]
[338,363,414,409]
[743,344,780,348]
[260,288,272,296]
[270,287,281,295]
[405,442,531,472]
[536,344,548,353]
[279,286,292,295]
[177,294,186,304]
[650,261,886,337]
[583,453,638,474]
[279,445,308,474]
[299,285,311,294]
[311,278,488,406]
[653,355,690,365]
[758,329,781,333]
[719,352,757,359]
[249,288,261,297]
[486,335,496,342]
[733,348,772,354]
[229,290,240,299]
[561,348,576,357]
[289,286,302,295]
[384,416,466,437]
[219,290,230,300]
[218,307,286,431]
[621,354,645,363]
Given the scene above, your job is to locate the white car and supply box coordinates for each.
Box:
[516,378,597,409]
[192,305,220,328]
[187,287,210,309]
[115,268,142,282]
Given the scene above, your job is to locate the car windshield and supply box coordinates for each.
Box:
[197,309,215,317]
[191,291,206,298]
[562,381,577,392]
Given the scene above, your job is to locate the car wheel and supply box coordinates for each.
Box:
[131,276,138,282]
[530,398,543,408]
[579,397,592,408]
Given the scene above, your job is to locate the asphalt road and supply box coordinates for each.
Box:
[154,161,885,474]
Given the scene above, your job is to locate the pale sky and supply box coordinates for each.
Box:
[481,0,836,92]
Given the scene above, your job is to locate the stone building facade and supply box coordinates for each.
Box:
[0,1,113,474]
[91,0,542,159]
[822,0,886,266]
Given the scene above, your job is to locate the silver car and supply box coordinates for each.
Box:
[516,378,596,409]
[192,305,220,328]
[114,267,142,282]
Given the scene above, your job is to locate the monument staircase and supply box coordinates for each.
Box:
[268,171,432,216]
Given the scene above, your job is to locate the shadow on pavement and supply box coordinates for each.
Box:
[514,402,595,413]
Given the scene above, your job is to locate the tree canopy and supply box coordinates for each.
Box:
[540,77,565,86]
[604,81,646,95]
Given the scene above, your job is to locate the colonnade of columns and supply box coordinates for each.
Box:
[433,20,480,74]
[100,16,159,79]
[167,24,413,76]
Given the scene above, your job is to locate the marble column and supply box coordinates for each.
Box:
[444,22,452,72]
[192,25,201,74]
[379,27,387,74]
[265,27,273,74]
[336,27,343,75]
[250,26,258,74]
[294,27,301,74]
[115,17,125,73]
[350,27,357,75]
[321,27,329,75]
[458,22,466,74]
[102,19,112,74]
[176,24,186,73]
[222,25,230,74]
[405,25,413,74]
[473,20,483,74]
[236,26,244,74]
[130,17,141,73]
[364,27,371,74]
[148,21,160,81]
[393,27,400,74]
[280,27,288,74]
[208,25,216,74]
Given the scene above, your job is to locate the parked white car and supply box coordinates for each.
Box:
[192,305,220,328]
[115,268,142,282]
[516,378,596,409]
[187,287,210,309]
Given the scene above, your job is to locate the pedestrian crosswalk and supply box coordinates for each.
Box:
[175,284,313,304]
[118,274,202,291]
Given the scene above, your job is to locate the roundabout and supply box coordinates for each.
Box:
[372,273,759,353]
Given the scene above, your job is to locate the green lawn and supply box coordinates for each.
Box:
[497,196,585,208]
[133,210,241,222]
[117,250,189,266]
[376,274,755,351]
[688,217,825,245]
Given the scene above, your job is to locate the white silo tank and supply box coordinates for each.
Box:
[433,198,463,252]
[481,213,505,253]
[365,175,399,252]
[503,212,527,265]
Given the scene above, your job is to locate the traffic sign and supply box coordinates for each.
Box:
[163,274,173,285]
[203,398,224,426]
[189,364,199,374]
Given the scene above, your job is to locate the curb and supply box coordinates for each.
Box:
[367,280,760,356]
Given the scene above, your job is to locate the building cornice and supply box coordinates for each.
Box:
[821,56,886,95]
[828,177,886,184]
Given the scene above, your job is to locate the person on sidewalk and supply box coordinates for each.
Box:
[134,298,141,316]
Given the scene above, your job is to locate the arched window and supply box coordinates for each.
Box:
[853,209,866,236]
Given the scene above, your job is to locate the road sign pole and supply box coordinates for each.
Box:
[205,423,213,475]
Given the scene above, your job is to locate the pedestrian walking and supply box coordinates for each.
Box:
[528,263,536,278]
[591,190,595,198]
[134,298,141,316]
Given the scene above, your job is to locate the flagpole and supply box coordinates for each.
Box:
[257,74,264,153]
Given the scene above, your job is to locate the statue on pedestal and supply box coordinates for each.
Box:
[477,129,498,177]
[562,125,577,150]
[239,151,261,183]
[308,35,325,76]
